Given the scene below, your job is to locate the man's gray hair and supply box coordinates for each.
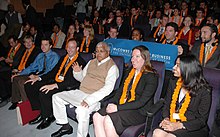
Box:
[96,42,110,52]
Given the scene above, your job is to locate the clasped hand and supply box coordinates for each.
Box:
[159,118,183,131]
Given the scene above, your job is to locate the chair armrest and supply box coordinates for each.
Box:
[141,99,164,137]
[147,99,164,118]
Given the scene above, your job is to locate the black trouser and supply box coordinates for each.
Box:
[25,80,61,118]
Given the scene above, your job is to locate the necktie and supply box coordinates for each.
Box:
[10,47,16,59]
[118,26,121,31]
[158,27,164,36]
[42,54,46,72]
[61,58,70,76]
[205,45,212,63]
[155,19,159,26]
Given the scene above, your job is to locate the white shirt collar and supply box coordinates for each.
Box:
[97,56,110,66]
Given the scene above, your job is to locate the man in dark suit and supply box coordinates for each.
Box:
[191,24,220,69]
[30,25,43,48]
[92,10,103,35]
[0,35,40,107]
[22,0,41,30]
[24,38,86,130]
[149,14,169,42]
[116,16,129,39]
[129,7,144,29]
[0,35,25,107]
[159,22,189,98]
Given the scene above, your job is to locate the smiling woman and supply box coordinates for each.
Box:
[93,45,158,137]
[153,54,212,137]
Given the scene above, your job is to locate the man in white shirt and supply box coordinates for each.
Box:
[51,42,119,137]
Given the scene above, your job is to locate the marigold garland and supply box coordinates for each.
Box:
[170,78,191,122]
[199,41,218,64]
[18,45,35,71]
[119,68,143,105]
[80,37,91,53]
[55,52,79,82]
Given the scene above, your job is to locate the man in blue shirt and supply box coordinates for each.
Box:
[8,37,60,110]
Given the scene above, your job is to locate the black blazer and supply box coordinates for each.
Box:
[162,78,211,131]
[79,38,98,53]
[117,23,130,39]
[191,40,220,69]
[25,5,39,27]
[110,68,158,116]
[0,44,25,71]
[11,45,26,69]
[33,32,43,48]
[24,46,41,69]
[40,54,86,91]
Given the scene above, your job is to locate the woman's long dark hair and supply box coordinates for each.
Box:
[132,45,156,74]
[179,54,211,95]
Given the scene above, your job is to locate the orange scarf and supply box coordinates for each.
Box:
[178,28,192,46]
[130,15,139,27]
[180,8,188,17]
[80,37,91,53]
[154,25,165,42]
[7,43,21,59]
[93,18,97,24]
[153,25,160,38]
[147,10,154,19]
[52,31,61,48]
[55,52,79,82]
[195,18,204,26]
[119,68,143,104]
[199,41,218,64]
[170,78,191,122]
[18,45,35,71]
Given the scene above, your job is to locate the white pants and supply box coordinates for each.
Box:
[52,89,100,137]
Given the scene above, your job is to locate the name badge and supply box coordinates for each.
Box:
[58,75,64,81]
[173,113,180,120]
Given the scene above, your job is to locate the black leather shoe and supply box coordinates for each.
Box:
[8,102,18,110]
[37,116,55,130]
[51,126,73,137]
[29,115,43,125]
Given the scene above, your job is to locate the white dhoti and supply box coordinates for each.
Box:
[52,89,100,137]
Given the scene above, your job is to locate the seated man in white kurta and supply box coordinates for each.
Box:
[51,42,119,137]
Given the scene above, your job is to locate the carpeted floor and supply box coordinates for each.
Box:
[0,103,95,137]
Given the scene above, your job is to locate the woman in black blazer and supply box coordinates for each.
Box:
[93,45,158,136]
[153,54,212,137]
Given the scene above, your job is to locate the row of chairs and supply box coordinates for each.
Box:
[52,49,220,137]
